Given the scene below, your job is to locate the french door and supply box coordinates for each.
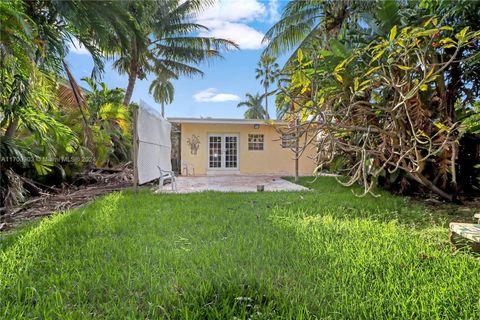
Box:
[208,134,239,170]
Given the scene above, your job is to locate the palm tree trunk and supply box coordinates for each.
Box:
[161,101,165,118]
[63,61,95,153]
[123,43,139,107]
[264,85,269,119]
[123,63,137,107]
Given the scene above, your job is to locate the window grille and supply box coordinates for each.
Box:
[248,134,264,151]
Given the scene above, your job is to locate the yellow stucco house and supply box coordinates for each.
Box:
[168,118,318,176]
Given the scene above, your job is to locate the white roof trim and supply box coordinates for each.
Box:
[167,117,288,125]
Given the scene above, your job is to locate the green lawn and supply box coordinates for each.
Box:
[1,177,479,319]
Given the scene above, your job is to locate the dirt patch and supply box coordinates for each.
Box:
[0,164,133,231]
[424,196,480,216]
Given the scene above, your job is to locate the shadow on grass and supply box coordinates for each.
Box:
[265,206,480,318]
[284,176,475,229]
[1,178,479,318]
[0,192,126,316]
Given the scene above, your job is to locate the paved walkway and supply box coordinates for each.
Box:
[157,175,309,193]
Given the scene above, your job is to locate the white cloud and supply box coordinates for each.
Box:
[196,0,266,22]
[267,0,280,23]
[68,39,91,55]
[195,0,279,50]
[193,88,240,102]
[199,20,266,50]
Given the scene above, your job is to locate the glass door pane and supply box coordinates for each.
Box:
[224,135,238,168]
[209,135,222,168]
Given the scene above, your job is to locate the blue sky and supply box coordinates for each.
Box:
[66,0,288,119]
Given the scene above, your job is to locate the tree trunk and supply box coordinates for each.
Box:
[5,116,19,138]
[123,63,137,107]
[63,60,95,153]
[123,43,139,107]
[408,172,453,202]
[445,47,462,122]
[161,101,165,118]
[450,141,458,201]
[264,85,269,119]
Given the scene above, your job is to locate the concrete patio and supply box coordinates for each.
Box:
[157,175,309,193]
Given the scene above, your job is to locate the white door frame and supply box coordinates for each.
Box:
[207,133,240,173]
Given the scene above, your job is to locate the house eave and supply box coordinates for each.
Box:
[167,117,288,126]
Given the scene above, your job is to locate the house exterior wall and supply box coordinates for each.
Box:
[179,122,317,176]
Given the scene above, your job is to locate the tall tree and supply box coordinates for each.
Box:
[271,0,480,201]
[255,54,279,119]
[149,75,175,118]
[1,0,139,139]
[0,0,138,207]
[237,93,267,120]
[0,1,36,71]
[113,0,238,106]
[262,0,374,60]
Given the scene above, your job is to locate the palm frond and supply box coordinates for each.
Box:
[153,59,204,78]
[237,93,266,119]
[262,0,324,56]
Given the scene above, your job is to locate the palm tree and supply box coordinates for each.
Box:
[262,1,324,58]
[255,54,279,119]
[81,77,132,165]
[113,0,238,106]
[149,75,175,118]
[262,0,374,60]
[237,93,267,120]
[0,2,36,70]
[1,0,138,140]
[18,0,139,75]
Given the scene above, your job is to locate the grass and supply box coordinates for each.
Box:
[0,177,479,319]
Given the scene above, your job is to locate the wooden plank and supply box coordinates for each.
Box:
[449,223,480,243]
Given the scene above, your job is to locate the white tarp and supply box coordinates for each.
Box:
[137,100,172,184]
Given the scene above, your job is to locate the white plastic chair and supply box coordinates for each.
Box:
[157,166,176,191]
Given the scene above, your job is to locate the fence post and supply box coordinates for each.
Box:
[132,106,139,192]
[295,116,299,182]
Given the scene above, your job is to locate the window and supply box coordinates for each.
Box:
[281,133,296,148]
[248,134,264,151]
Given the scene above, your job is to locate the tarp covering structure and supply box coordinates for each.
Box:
[135,100,172,184]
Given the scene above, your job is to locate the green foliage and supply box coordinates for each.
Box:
[262,0,375,61]
[1,0,236,206]
[237,93,267,119]
[1,65,79,174]
[0,0,140,206]
[149,75,175,117]
[1,177,478,318]
[113,0,238,105]
[459,102,480,135]
[271,0,480,199]
[19,0,138,76]
[255,54,280,119]
[256,55,280,89]
[0,1,36,71]
[80,77,132,166]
